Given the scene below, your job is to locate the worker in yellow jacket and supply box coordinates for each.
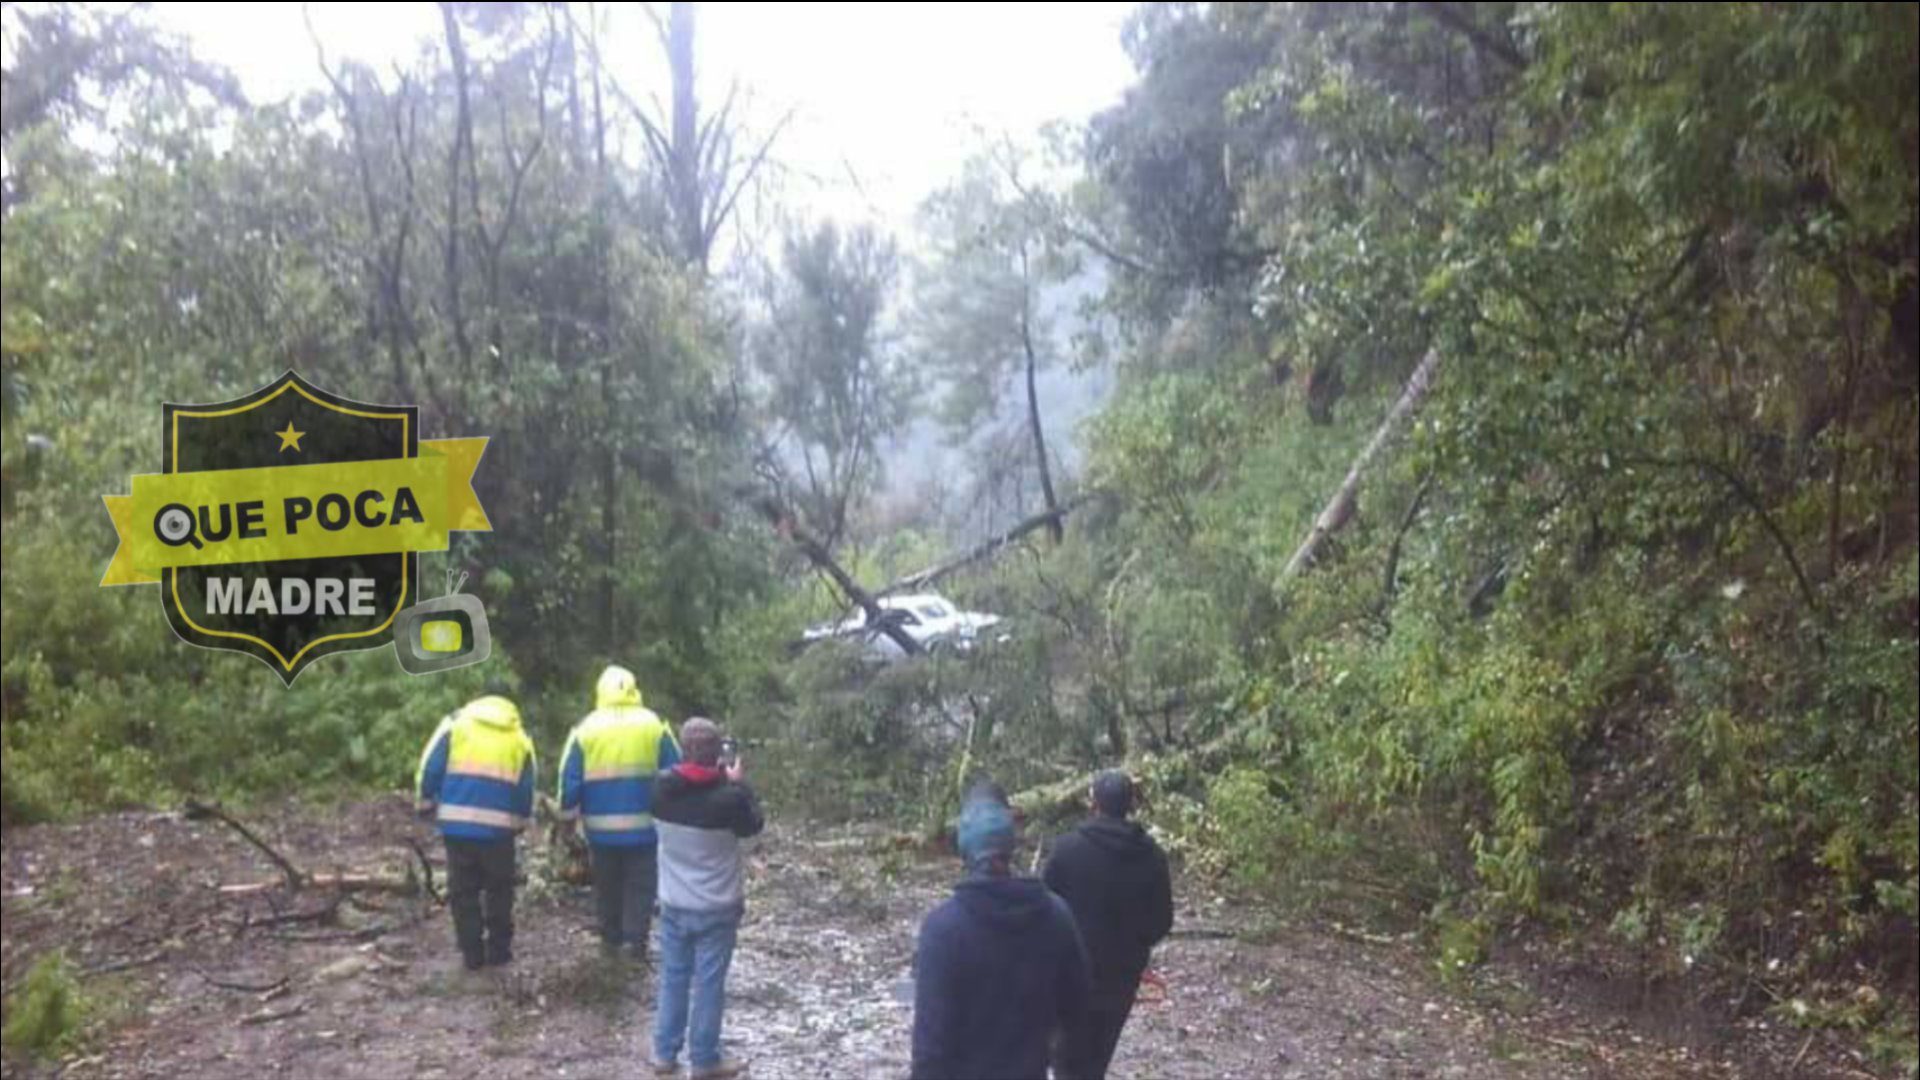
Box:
[559,665,680,959]
[416,691,537,970]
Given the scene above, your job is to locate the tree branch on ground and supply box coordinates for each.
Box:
[185,799,304,891]
[192,970,291,995]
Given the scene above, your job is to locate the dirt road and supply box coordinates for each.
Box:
[0,797,1882,1078]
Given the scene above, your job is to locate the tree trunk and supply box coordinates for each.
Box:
[1280,349,1441,587]
[592,10,617,646]
[880,498,1083,596]
[1382,476,1434,608]
[1017,261,1064,543]
[667,1,705,272]
[748,495,921,656]
[1828,287,1865,579]
[439,3,476,373]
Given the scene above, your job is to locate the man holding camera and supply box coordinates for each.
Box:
[650,718,763,1080]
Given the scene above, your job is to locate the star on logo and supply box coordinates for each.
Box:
[275,422,306,453]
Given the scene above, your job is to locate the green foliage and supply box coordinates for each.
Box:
[1205,765,1294,888]
[1,1,1915,1061]
[753,222,915,545]
[0,531,502,821]
[912,153,1078,434]
[0,4,773,818]
[1070,0,1919,1050]
[1431,904,1494,988]
[1,952,88,1059]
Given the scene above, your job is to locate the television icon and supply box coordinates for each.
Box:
[395,593,491,675]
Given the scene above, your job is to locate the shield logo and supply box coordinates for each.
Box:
[161,372,419,684]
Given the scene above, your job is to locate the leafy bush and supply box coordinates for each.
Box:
[1,952,88,1059]
[1,515,511,821]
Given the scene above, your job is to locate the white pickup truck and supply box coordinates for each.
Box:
[802,592,1007,658]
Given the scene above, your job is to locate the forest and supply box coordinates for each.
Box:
[2,3,1916,1077]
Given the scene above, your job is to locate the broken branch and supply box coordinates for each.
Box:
[745,491,921,655]
[218,873,411,896]
[194,969,290,995]
[185,799,304,891]
[881,498,1087,597]
[406,838,443,905]
[80,947,168,979]
[239,1000,309,1026]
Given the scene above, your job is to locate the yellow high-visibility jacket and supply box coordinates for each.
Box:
[415,695,536,840]
[558,665,679,846]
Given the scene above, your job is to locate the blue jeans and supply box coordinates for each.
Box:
[652,904,741,1068]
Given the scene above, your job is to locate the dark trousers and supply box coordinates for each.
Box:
[445,837,516,969]
[1055,974,1142,1080]
[589,843,659,951]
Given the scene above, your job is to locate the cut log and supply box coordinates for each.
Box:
[1008,720,1256,823]
[218,873,415,897]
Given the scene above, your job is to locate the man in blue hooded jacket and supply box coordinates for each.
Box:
[910,787,1091,1080]
[414,691,537,970]
[558,665,680,960]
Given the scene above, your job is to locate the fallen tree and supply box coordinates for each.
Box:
[880,497,1088,597]
[1280,348,1440,584]
[745,490,923,656]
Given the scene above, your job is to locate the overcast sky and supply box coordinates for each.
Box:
[154,2,1140,237]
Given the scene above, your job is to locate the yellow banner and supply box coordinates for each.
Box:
[103,438,489,586]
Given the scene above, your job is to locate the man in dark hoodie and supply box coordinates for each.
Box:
[911,787,1091,1080]
[1044,771,1175,1080]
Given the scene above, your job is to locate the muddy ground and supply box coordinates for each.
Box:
[0,797,1892,1079]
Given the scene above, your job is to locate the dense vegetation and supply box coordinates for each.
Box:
[3,1,1915,1066]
